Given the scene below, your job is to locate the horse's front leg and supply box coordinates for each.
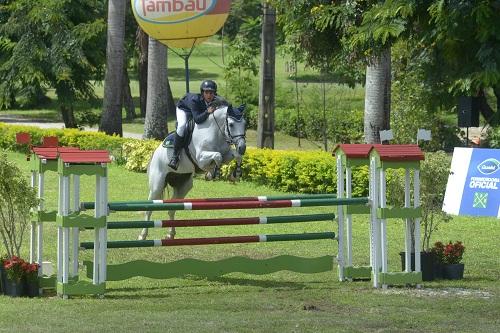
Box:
[196,151,223,170]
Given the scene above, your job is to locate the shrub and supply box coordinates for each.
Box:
[485,126,500,148]
[0,151,38,258]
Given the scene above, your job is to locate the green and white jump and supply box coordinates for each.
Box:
[25,136,425,297]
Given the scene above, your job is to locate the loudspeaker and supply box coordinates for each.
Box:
[458,96,480,127]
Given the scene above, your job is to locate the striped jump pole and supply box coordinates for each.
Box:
[81,193,338,210]
[100,197,368,212]
[105,213,336,229]
[80,232,336,249]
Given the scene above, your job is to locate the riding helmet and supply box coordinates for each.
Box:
[200,80,217,94]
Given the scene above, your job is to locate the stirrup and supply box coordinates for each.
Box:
[168,156,179,170]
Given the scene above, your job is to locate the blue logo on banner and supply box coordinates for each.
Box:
[477,158,500,175]
[460,149,500,217]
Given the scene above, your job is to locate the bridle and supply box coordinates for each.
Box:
[211,108,246,146]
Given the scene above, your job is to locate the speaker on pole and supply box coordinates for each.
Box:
[458,96,480,127]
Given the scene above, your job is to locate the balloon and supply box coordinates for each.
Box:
[131,0,231,48]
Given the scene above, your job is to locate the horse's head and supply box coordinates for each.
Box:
[226,104,247,157]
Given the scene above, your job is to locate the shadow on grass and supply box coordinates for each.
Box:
[105,276,328,299]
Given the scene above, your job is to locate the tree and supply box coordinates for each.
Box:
[257,2,276,148]
[100,0,126,136]
[144,38,168,140]
[0,152,38,258]
[136,28,149,118]
[0,0,106,127]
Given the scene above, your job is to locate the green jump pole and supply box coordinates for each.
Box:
[105,213,336,229]
[80,232,336,249]
[81,194,338,210]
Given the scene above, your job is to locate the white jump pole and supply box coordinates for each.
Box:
[93,175,101,285]
[57,175,63,283]
[71,175,80,278]
[414,169,422,286]
[37,171,44,275]
[370,156,380,288]
[404,169,412,272]
[62,175,70,287]
[29,170,37,263]
[379,167,388,289]
[99,170,108,283]
[336,155,345,281]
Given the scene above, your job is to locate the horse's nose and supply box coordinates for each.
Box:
[237,140,246,155]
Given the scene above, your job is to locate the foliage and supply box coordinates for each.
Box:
[484,125,500,148]
[391,41,463,151]
[0,0,106,127]
[222,0,262,43]
[0,153,38,258]
[122,139,159,172]
[223,34,259,105]
[432,241,465,265]
[271,0,365,86]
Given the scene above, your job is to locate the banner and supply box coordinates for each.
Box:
[443,147,500,218]
[131,0,231,48]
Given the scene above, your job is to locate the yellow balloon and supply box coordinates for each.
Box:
[131,0,231,48]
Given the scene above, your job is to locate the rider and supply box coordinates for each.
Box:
[168,79,228,170]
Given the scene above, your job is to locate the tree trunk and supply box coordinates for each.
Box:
[60,105,77,128]
[257,2,276,149]
[364,47,391,144]
[99,0,125,136]
[477,88,499,125]
[137,27,149,118]
[122,65,136,120]
[144,37,168,140]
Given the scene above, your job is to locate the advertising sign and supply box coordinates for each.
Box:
[132,0,231,48]
[443,148,500,218]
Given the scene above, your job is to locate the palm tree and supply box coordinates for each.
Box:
[100,0,126,136]
[144,37,168,139]
[364,48,391,144]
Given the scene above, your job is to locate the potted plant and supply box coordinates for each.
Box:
[432,241,465,280]
[2,256,26,297]
[23,261,40,297]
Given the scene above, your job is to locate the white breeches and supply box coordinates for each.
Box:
[176,107,188,137]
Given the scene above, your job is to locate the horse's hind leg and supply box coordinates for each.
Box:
[139,171,167,240]
[167,175,193,239]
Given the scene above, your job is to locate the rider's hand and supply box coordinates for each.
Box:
[207,106,215,114]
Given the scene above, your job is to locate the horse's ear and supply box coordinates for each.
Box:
[237,104,246,113]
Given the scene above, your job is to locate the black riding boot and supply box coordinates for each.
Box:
[168,133,184,170]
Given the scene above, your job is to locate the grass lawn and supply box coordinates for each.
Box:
[0,151,499,333]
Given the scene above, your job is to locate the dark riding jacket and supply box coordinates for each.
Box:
[177,93,228,124]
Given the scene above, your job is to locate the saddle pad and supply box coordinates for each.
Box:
[162,132,176,148]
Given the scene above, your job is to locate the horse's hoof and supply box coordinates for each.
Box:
[138,233,147,240]
[166,233,176,240]
[205,171,213,181]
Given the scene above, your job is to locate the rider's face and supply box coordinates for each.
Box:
[203,90,215,103]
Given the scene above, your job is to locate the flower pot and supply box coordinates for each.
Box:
[442,263,464,280]
[3,278,25,297]
[24,280,40,298]
[400,251,435,281]
[0,264,5,294]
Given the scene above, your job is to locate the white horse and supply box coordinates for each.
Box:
[139,105,247,240]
